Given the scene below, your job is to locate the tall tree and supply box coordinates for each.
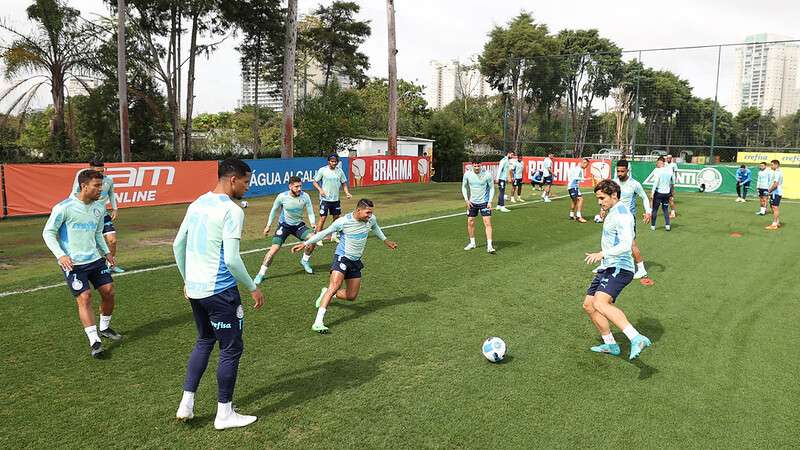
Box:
[304,1,371,91]
[386,0,397,155]
[0,0,98,159]
[116,0,131,162]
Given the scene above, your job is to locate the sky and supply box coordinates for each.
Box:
[1,0,799,115]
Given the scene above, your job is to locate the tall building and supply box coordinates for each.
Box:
[730,34,800,118]
[425,60,494,110]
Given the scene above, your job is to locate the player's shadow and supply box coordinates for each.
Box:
[186,352,401,427]
[260,263,331,280]
[617,317,664,380]
[105,312,194,355]
[491,240,522,251]
[642,261,666,274]
[327,293,435,327]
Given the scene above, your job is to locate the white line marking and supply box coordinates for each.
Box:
[0,193,568,298]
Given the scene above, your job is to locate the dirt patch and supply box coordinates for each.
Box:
[0,263,15,270]
[729,232,743,238]
[139,238,174,247]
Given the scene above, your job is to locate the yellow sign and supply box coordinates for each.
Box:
[736,151,800,166]
[781,167,800,199]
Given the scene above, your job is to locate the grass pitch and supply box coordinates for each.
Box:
[1,184,798,448]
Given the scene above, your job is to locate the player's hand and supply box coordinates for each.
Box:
[643,213,651,223]
[318,189,327,198]
[584,252,603,264]
[290,242,307,253]
[487,203,492,209]
[466,200,473,208]
[384,240,398,250]
[345,192,352,199]
[183,285,189,300]
[58,256,74,272]
[105,253,116,268]
[263,225,271,236]
[111,209,118,221]
[250,289,265,309]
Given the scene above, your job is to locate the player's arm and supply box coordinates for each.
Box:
[108,181,118,220]
[768,178,778,193]
[461,175,472,207]
[371,218,397,250]
[294,220,340,253]
[172,215,189,282]
[94,210,113,266]
[42,206,72,271]
[304,194,317,228]
[636,183,652,220]
[263,196,281,234]
[487,178,495,207]
[222,209,263,308]
[340,170,352,198]
[312,170,326,197]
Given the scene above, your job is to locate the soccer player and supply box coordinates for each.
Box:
[582,179,652,360]
[462,160,496,253]
[312,154,352,245]
[650,156,673,231]
[735,164,752,202]
[291,199,398,334]
[542,152,554,202]
[614,160,652,279]
[253,176,317,284]
[495,150,514,212]
[665,154,678,218]
[766,159,784,230]
[567,158,589,222]
[755,162,772,215]
[43,169,120,359]
[173,159,265,430]
[72,160,124,273]
[510,154,525,203]
[530,169,544,191]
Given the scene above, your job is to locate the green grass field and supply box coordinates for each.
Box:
[2,183,799,448]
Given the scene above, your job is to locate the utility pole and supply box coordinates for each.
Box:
[281,0,298,159]
[386,0,398,155]
[117,0,131,162]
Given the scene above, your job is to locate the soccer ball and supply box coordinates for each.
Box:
[482,337,507,363]
[593,214,603,223]
[240,200,248,208]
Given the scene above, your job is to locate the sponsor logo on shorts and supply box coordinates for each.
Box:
[211,320,232,330]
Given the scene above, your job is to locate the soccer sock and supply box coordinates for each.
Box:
[760,207,766,214]
[469,237,476,245]
[314,307,327,325]
[301,253,311,262]
[216,402,232,418]
[602,333,617,345]
[576,211,582,218]
[99,314,112,331]
[569,211,575,218]
[622,325,640,341]
[181,391,195,409]
[636,261,645,272]
[257,265,267,277]
[487,239,493,248]
[84,325,100,345]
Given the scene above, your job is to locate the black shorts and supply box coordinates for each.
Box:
[467,202,492,217]
[512,178,523,187]
[543,176,553,185]
[189,286,245,337]
[272,222,313,245]
[586,267,634,302]
[497,180,507,190]
[64,258,113,297]
[319,200,342,217]
[531,180,543,186]
[568,188,582,200]
[758,188,769,198]
[770,194,782,207]
[331,254,363,279]
[102,213,116,234]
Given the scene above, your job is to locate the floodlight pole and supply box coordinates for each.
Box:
[709,45,722,164]
[117,0,131,162]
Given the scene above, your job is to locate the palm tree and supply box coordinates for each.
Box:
[0,0,97,158]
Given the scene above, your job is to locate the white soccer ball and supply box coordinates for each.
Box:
[482,337,507,363]
[240,200,249,208]
[594,214,603,223]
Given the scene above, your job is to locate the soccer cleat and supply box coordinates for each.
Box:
[90,341,104,359]
[765,224,779,230]
[312,323,329,334]
[569,216,575,220]
[510,197,517,203]
[590,343,621,356]
[464,242,476,251]
[99,327,123,341]
[300,259,313,274]
[665,225,671,231]
[314,287,327,308]
[498,206,511,212]
[254,273,266,285]
[110,266,125,273]
[214,409,257,430]
[628,334,652,360]
[517,198,525,203]
[633,268,648,280]
[176,403,194,420]
[650,225,656,231]
[487,246,496,254]
[543,198,552,203]
[755,211,764,215]
[576,217,587,223]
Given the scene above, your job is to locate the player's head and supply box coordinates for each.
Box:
[218,158,252,200]
[771,159,780,170]
[327,154,339,168]
[88,159,105,174]
[656,156,665,167]
[740,164,746,169]
[516,153,523,160]
[594,178,620,210]
[354,198,374,221]
[616,159,629,181]
[666,154,673,162]
[759,161,767,170]
[580,157,589,168]
[288,175,302,196]
[506,150,516,158]
[471,159,481,173]
[547,152,554,158]
[78,169,104,201]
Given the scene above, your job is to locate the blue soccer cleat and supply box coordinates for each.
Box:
[590,343,620,356]
[300,259,313,274]
[629,335,652,360]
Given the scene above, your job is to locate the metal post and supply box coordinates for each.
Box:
[503,91,509,152]
[630,51,642,159]
[116,0,131,162]
[710,45,722,164]
[0,164,7,219]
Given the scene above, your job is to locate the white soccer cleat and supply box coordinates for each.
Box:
[665,224,671,231]
[487,246,496,254]
[543,198,552,203]
[633,269,648,279]
[510,197,517,203]
[464,243,476,251]
[650,225,656,231]
[176,402,194,420]
[214,408,257,430]
[499,206,511,212]
[517,198,525,203]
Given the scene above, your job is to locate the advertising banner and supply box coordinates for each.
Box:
[244,157,349,198]
[4,161,218,217]
[736,151,800,166]
[350,156,431,188]
[462,157,612,187]
[629,161,740,194]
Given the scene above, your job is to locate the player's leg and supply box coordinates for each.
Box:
[736,182,742,199]
[95,280,122,341]
[299,227,315,273]
[329,213,341,241]
[767,195,781,228]
[483,214,494,253]
[465,215,477,250]
[313,269,346,333]
[662,195,671,229]
[178,297,216,420]
[583,274,619,355]
[669,187,677,217]
[575,195,586,222]
[632,239,647,279]
[75,289,103,356]
[255,243,282,284]
[569,196,576,219]
[335,277,362,301]
[105,232,117,260]
[592,292,651,360]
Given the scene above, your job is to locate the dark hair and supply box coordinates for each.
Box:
[760,161,767,165]
[657,156,665,162]
[356,198,374,209]
[89,159,104,167]
[582,157,590,162]
[594,179,620,198]
[328,154,340,162]
[78,169,104,188]
[471,159,481,165]
[771,159,780,166]
[740,164,746,169]
[288,175,302,184]
[506,150,515,155]
[617,159,629,168]
[218,158,252,179]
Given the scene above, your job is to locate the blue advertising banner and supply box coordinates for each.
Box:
[243,157,349,198]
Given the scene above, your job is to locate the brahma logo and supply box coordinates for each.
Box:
[373,159,412,181]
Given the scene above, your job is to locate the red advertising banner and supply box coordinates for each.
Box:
[463,157,612,186]
[350,156,431,188]
[4,161,218,217]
